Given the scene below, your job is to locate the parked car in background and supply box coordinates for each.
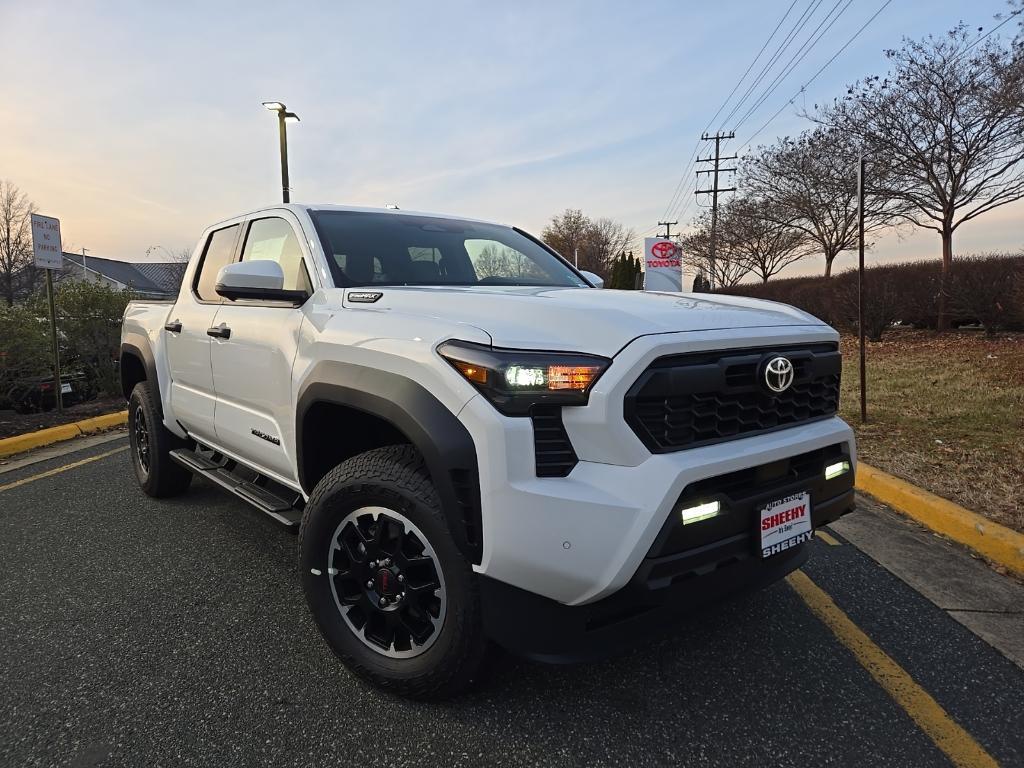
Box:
[6,371,96,414]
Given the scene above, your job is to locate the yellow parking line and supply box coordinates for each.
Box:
[0,447,128,494]
[787,570,998,768]
[816,530,842,546]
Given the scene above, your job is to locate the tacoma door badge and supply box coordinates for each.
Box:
[251,428,281,446]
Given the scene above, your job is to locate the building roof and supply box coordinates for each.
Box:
[61,253,184,296]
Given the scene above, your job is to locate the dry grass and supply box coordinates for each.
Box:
[839,329,1024,532]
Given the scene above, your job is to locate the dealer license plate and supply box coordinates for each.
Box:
[759,491,813,558]
[60,382,72,394]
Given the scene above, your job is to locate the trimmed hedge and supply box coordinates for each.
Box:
[716,253,1024,338]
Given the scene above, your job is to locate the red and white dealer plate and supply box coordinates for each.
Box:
[759,491,813,558]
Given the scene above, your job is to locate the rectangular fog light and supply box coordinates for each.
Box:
[824,460,851,480]
[680,500,720,525]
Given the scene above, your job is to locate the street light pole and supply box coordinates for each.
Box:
[857,154,867,424]
[262,102,300,203]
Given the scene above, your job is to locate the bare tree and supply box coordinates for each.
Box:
[815,26,1024,328]
[581,218,635,277]
[165,247,192,287]
[722,198,811,283]
[541,209,634,279]
[0,180,37,305]
[541,209,591,266]
[680,212,752,288]
[740,127,896,277]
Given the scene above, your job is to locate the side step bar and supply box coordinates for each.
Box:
[170,448,303,530]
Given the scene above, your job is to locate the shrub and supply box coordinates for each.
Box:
[950,253,1024,334]
[0,304,50,407]
[715,253,1024,336]
[12,281,133,400]
[832,269,903,340]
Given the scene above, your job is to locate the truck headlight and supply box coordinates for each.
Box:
[438,340,610,416]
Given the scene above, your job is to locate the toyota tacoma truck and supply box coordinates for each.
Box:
[120,204,856,699]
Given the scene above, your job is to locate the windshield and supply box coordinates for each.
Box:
[310,210,589,288]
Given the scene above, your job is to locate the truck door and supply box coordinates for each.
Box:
[164,223,241,444]
[209,214,312,485]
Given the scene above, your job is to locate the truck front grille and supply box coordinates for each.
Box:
[624,343,841,453]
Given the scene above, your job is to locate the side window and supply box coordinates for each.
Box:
[240,217,312,293]
[194,224,241,302]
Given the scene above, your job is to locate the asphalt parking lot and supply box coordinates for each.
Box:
[1,435,1022,768]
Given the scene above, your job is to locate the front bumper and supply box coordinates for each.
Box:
[462,386,856,606]
[480,534,808,663]
[477,450,854,661]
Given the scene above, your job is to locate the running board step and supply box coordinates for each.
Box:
[169,448,303,530]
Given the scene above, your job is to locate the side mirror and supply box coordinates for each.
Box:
[580,270,604,289]
[215,261,308,303]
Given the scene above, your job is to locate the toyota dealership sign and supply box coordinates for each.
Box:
[643,238,682,292]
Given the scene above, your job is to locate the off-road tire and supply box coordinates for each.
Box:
[128,382,192,498]
[299,445,487,700]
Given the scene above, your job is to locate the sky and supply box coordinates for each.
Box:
[1,0,1020,279]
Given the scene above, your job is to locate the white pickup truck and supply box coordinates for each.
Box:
[120,204,856,698]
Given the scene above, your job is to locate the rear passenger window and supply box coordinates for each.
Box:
[240,217,311,293]
[194,224,241,302]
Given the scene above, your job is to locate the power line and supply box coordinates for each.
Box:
[707,0,803,133]
[959,7,1022,59]
[738,0,895,150]
[657,0,804,223]
[732,0,855,133]
[718,0,826,129]
[665,0,823,225]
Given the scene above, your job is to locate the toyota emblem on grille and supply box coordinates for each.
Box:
[764,356,795,393]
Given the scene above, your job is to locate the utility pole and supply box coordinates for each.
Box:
[657,220,677,240]
[695,131,736,290]
[81,247,89,281]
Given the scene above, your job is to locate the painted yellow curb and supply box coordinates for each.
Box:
[0,410,128,459]
[856,462,1024,577]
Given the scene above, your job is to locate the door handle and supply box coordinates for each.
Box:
[206,323,231,339]
[164,320,182,333]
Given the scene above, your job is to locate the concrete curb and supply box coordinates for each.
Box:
[0,411,128,459]
[856,462,1024,577]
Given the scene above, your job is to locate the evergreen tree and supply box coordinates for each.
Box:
[607,254,618,288]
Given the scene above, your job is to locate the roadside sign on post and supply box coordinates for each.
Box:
[30,214,63,269]
[30,214,65,413]
[643,238,683,292]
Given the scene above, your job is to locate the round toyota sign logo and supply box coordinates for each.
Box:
[764,356,795,393]
[651,241,678,259]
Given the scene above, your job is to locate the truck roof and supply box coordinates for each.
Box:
[207,203,507,230]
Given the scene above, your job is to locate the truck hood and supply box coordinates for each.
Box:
[337,286,827,357]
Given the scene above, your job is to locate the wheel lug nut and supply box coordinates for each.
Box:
[369,560,377,568]
[383,558,391,566]
[380,597,389,607]
[397,574,404,583]
[366,580,373,589]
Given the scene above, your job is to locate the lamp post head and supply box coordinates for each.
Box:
[262,101,286,112]
[283,111,300,123]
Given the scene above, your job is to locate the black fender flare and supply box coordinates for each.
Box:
[120,335,160,413]
[296,361,483,564]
